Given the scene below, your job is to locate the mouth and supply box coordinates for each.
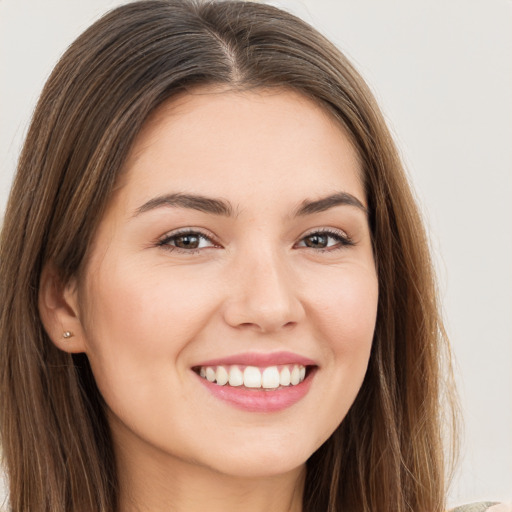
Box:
[192,363,310,390]
[191,352,318,412]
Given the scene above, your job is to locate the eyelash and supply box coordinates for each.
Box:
[157,228,354,254]
[295,228,354,252]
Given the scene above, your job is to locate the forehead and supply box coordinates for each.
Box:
[116,87,365,212]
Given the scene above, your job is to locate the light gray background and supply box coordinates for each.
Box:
[1,0,511,507]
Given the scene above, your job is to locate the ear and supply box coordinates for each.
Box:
[38,265,88,354]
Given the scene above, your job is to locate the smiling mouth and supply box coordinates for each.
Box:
[193,364,312,390]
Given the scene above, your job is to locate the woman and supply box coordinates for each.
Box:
[0,1,506,511]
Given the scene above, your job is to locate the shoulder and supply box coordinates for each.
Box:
[450,503,508,512]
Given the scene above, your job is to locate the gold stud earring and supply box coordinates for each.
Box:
[62,331,74,339]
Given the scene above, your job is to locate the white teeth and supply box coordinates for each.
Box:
[216,366,229,386]
[228,365,243,387]
[261,366,280,389]
[197,364,307,389]
[279,366,291,386]
[243,366,262,388]
[206,367,216,382]
[290,365,301,385]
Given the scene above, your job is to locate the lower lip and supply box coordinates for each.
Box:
[195,369,316,413]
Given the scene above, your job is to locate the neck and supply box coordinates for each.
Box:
[119,463,305,512]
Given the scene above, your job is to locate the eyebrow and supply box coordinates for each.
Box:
[133,193,233,217]
[132,191,367,218]
[294,192,368,216]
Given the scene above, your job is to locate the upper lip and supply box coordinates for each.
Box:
[193,351,317,368]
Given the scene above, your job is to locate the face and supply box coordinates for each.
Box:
[76,89,378,479]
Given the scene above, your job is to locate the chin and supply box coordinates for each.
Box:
[199,435,318,479]
[209,456,306,480]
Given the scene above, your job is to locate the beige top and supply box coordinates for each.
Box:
[451,503,499,512]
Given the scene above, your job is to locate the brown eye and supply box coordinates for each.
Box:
[158,230,217,252]
[303,234,329,248]
[172,234,201,249]
[296,230,353,251]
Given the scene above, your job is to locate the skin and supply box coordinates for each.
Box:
[40,89,379,512]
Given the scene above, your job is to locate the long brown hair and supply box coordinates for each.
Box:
[0,1,458,510]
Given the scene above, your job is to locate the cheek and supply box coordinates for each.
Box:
[83,258,212,341]
[304,265,378,432]
[78,259,218,397]
[311,265,378,353]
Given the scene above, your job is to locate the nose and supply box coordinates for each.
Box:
[222,247,305,333]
